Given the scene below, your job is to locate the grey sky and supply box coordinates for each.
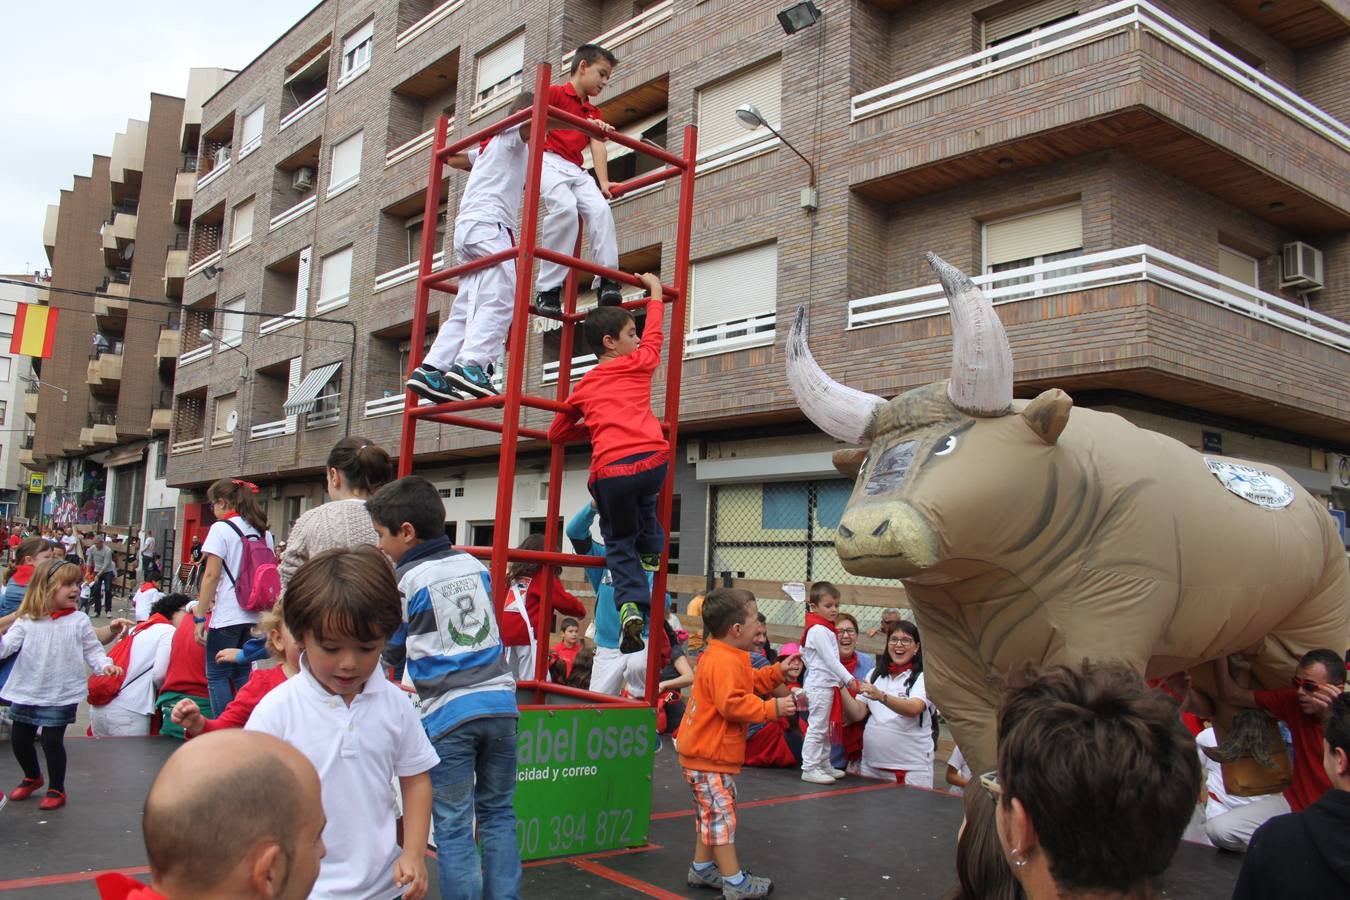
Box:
[0,1,316,274]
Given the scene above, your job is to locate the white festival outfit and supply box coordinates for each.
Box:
[800,623,856,774]
[89,619,175,736]
[859,669,936,788]
[536,152,618,292]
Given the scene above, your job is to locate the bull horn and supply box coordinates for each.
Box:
[786,307,885,444]
[927,252,1013,416]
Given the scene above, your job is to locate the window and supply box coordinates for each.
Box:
[982,0,1079,50]
[340,20,374,85]
[212,393,238,437]
[983,204,1083,297]
[239,105,265,156]
[0,400,7,426]
[586,110,667,184]
[474,32,525,116]
[1218,245,1259,288]
[317,246,354,313]
[0,357,10,381]
[219,295,246,347]
[0,313,15,335]
[282,40,330,127]
[696,58,781,159]
[229,197,255,250]
[687,243,778,354]
[307,370,342,429]
[406,209,447,265]
[328,130,363,196]
[155,440,167,479]
[470,521,495,546]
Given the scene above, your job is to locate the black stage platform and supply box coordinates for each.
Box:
[1,736,1243,898]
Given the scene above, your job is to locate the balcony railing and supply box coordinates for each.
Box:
[196,158,230,190]
[364,393,432,418]
[171,437,204,455]
[269,195,316,232]
[850,0,1350,152]
[249,418,296,440]
[260,312,304,335]
[374,251,445,292]
[279,89,328,131]
[685,312,777,358]
[542,353,599,384]
[186,249,222,279]
[396,0,464,49]
[846,245,1350,353]
[562,1,673,67]
[385,120,453,167]
[305,395,341,429]
[179,343,212,366]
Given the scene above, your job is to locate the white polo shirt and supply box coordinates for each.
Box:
[861,671,935,774]
[246,657,439,900]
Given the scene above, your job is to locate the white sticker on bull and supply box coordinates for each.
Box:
[1203,458,1295,510]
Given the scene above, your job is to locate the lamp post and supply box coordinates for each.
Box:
[733,103,818,210]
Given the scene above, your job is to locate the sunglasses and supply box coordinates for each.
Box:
[979,771,1003,804]
[1292,677,1327,693]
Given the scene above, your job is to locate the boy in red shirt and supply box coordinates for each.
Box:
[548,272,666,652]
[535,44,623,314]
[678,587,795,898]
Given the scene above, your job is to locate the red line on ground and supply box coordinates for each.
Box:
[0,865,150,892]
[570,858,687,899]
[650,781,899,820]
[524,842,663,868]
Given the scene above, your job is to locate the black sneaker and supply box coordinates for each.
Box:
[535,287,562,315]
[619,602,646,653]
[406,365,463,403]
[445,364,497,399]
[598,278,624,306]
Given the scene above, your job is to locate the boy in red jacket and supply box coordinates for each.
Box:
[548,272,666,654]
[677,587,796,899]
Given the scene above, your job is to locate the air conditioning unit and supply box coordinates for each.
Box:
[292,167,315,192]
[213,145,231,169]
[1281,241,1324,290]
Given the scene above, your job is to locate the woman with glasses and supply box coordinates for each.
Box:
[831,613,873,774]
[855,620,935,786]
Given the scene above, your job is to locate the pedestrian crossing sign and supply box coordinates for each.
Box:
[28,473,44,494]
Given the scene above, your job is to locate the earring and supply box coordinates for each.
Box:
[1010,848,1028,870]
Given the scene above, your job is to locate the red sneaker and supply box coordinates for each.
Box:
[37,790,66,810]
[8,777,44,801]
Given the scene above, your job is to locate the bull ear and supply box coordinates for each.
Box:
[1020,389,1073,444]
[833,448,867,479]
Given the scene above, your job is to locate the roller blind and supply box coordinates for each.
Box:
[220,295,245,346]
[478,32,525,94]
[983,0,1079,45]
[240,105,265,152]
[293,246,312,314]
[689,243,778,330]
[984,204,1082,267]
[1218,246,1258,286]
[697,58,781,154]
[230,198,254,244]
[318,247,353,309]
[329,130,363,191]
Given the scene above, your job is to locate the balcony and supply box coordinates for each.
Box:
[385,122,451,168]
[86,349,123,396]
[101,210,138,267]
[171,437,204,455]
[374,251,444,292]
[43,204,58,264]
[268,195,316,233]
[396,0,464,49]
[80,412,118,449]
[305,394,341,430]
[186,249,222,280]
[249,417,296,440]
[151,392,174,434]
[172,169,196,225]
[109,120,147,206]
[23,383,38,418]
[95,294,129,332]
[157,326,181,373]
[845,245,1350,442]
[19,448,37,470]
[165,247,188,298]
[364,393,432,418]
[848,1,1350,231]
[279,88,327,131]
[562,2,674,69]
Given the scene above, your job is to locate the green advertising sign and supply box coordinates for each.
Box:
[513,706,655,860]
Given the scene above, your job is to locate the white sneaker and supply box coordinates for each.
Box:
[801,769,836,784]
[828,767,847,778]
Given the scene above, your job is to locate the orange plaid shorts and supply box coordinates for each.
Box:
[683,768,737,847]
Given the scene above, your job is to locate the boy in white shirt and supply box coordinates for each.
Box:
[247,545,437,900]
[407,92,535,404]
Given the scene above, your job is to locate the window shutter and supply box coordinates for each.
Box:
[689,243,778,330]
[231,198,254,244]
[984,204,1082,267]
[319,247,353,308]
[697,58,781,154]
[286,357,302,432]
[585,112,668,167]
[1218,246,1259,287]
[240,105,265,150]
[294,246,312,314]
[330,131,363,189]
[983,0,1079,45]
[478,32,525,92]
[220,296,246,345]
[213,394,237,435]
[343,20,373,56]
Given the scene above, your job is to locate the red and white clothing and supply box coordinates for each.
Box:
[799,616,856,775]
[1254,687,1331,811]
[201,515,273,630]
[196,665,289,734]
[0,610,113,706]
[159,611,208,697]
[132,582,164,622]
[859,669,934,787]
[537,82,617,293]
[501,572,586,680]
[1196,726,1288,852]
[96,873,169,900]
[90,616,176,737]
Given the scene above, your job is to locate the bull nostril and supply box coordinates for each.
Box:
[838,524,854,539]
[870,520,890,537]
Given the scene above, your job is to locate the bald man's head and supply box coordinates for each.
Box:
[144,731,325,896]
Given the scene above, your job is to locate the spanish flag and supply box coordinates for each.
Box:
[10,303,59,358]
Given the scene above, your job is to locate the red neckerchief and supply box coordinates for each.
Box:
[838,653,866,761]
[218,511,240,520]
[887,661,913,678]
[51,607,78,620]
[95,872,170,900]
[138,582,157,592]
[11,564,34,587]
[800,611,836,646]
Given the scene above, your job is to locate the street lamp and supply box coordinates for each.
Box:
[734,103,818,210]
[777,2,822,35]
[21,375,67,402]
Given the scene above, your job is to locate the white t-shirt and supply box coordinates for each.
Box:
[106,621,175,715]
[1197,727,1257,820]
[61,533,79,555]
[202,517,273,629]
[247,658,439,900]
[456,125,527,228]
[861,671,935,774]
[947,745,972,795]
[133,586,164,622]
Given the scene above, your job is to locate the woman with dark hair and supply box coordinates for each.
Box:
[278,437,393,587]
[947,781,1026,900]
[855,619,935,786]
[194,478,274,715]
[89,593,192,736]
[501,533,586,680]
[832,611,873,773]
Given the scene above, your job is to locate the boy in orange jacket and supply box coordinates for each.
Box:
[677,587,796,899]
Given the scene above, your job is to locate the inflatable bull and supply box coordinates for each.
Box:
[787,252,1350,773]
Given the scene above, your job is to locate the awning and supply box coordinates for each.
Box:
[283,361,342,415]
[104,444,148,468]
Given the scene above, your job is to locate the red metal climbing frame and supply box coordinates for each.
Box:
[397,63,697,709]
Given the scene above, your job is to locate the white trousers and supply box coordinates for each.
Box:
[89,704,151,737]
[859,761,935,789]
[1204,794,1290,852]
[537,154,618,292]
[425,219,516,371]
[800,686,837,772]
[588,645,647,699]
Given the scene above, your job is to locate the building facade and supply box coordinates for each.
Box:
[0,274,43,520]
[163,0,1350,589]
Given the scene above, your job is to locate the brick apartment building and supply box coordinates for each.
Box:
[164,0,1349,592]
[30,69,233,543]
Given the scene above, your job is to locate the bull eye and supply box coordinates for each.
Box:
[864,440,917,496]
[934,435,957,457]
